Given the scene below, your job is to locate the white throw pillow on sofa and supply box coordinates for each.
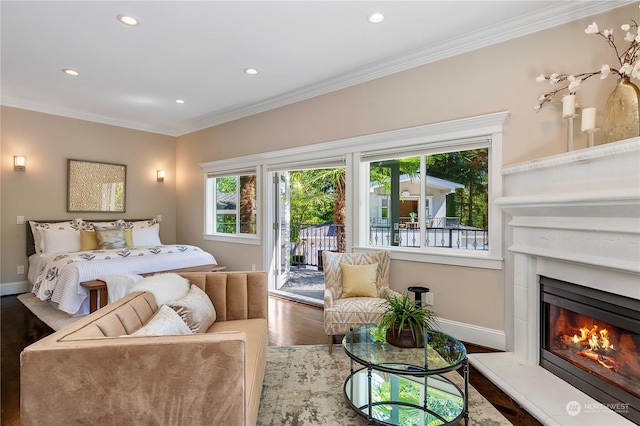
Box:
[128,273,190,306]
[167,285,216,333]
[128,305,191,336]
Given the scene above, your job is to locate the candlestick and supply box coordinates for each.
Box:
[562,94,576,118]
[581,107,596,131]
[582,128,600,148]
[565,114,578,151]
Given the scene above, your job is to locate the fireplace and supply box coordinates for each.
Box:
[540,276,640,423]
[467,137,640,424]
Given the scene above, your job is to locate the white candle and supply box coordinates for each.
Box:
[562,94,576,117]
[581,107,596,131]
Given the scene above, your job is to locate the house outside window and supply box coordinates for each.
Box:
[366,148,488,251]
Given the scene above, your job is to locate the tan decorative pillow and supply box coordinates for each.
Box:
[80,229,98,251]
[95,227,126,250]
[124,229,133,248]
[167,285,216,333]
[129,305,191,336]
[340,263,378,298]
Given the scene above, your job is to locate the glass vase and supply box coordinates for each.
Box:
[602,76,640,144]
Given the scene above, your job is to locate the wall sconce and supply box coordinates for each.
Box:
[14,156,26,171]
[157,170,165,182]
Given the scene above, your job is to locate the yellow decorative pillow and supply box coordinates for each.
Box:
[124,229,133,248]
[340,263,378,298]
[80,230,98,251]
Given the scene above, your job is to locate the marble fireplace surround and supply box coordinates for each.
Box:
[469,137,640,425]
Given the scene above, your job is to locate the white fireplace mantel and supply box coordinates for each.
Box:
[470,137,640,426]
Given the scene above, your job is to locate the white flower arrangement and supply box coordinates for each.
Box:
[534,10,640,112]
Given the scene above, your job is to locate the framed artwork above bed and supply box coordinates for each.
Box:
[67,159,126,212]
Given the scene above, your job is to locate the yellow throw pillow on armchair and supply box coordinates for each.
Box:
[340,262,378,298]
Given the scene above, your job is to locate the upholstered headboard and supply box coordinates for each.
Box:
[26,219,151,257]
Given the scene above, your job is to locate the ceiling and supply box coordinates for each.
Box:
[1,1,629,136]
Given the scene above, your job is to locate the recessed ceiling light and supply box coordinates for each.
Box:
[367,12,385,24]
[244,68,258,75]
[117,14,139,26]
[176,99,185,104]
[62,69,79,76]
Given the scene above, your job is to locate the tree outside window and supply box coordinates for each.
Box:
[210,174,257,235]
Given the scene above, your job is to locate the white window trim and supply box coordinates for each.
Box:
[201,165,261,244]
[353,112,506,270]
[200,112,508,268]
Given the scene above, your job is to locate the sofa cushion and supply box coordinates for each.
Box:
[208,317,268,423]
[129,305,191,336]
[167,285,216,333]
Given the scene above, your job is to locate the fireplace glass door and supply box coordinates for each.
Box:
[540,276,640,423]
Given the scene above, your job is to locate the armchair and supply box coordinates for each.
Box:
[322,250,401,353]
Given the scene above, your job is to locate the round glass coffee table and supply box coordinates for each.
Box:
[342,325,468,426]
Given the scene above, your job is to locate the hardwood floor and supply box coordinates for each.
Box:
[2,294,541,425]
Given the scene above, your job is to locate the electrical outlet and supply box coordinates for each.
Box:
[424,292,434,306]
[17,265,25,274]
[17,216,25,225]
[251,264,256,271]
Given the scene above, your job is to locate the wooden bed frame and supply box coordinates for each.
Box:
[26,219,224,313]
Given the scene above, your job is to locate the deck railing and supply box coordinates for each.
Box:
[291,223,345,268]
[369,225,488,250]
[288,220,488,269]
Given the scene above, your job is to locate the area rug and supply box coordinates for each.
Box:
[258,345,512,426]
[18,294,511,425]
[17,292,82,331]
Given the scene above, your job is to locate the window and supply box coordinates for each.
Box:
[205,173,257,236]
[367,148,488,251]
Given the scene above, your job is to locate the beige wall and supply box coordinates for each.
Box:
[1,107,177,285]
[176,5,634,333]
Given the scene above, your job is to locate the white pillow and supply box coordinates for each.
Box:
[30,219,82,254]
[128,273,190,306]
[167,285,216,333]
[40,228,81,254]
[132,224,161,247]
[128,305,191,336]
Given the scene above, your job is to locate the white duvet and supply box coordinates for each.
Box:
[28,245,217,315]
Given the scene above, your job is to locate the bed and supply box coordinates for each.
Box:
[26,218,219,315]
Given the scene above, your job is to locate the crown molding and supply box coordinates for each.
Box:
[1,96,179,136]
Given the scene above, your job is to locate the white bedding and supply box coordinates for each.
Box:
[28,245,217,315]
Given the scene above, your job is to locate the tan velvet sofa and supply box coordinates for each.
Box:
[20,271,268,426]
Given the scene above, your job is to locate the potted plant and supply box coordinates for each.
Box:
[378,293,438,348]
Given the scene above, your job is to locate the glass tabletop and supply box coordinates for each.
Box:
[343,325,467,374]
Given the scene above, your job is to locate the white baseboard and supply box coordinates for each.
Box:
[1,281,29,296]
[436,318,506,351]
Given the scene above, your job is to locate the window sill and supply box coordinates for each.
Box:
[203,234,260,245]
[354,246,503,270]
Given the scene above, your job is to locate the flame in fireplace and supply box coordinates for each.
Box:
[567,324,617,371]
[571,325,614,351]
